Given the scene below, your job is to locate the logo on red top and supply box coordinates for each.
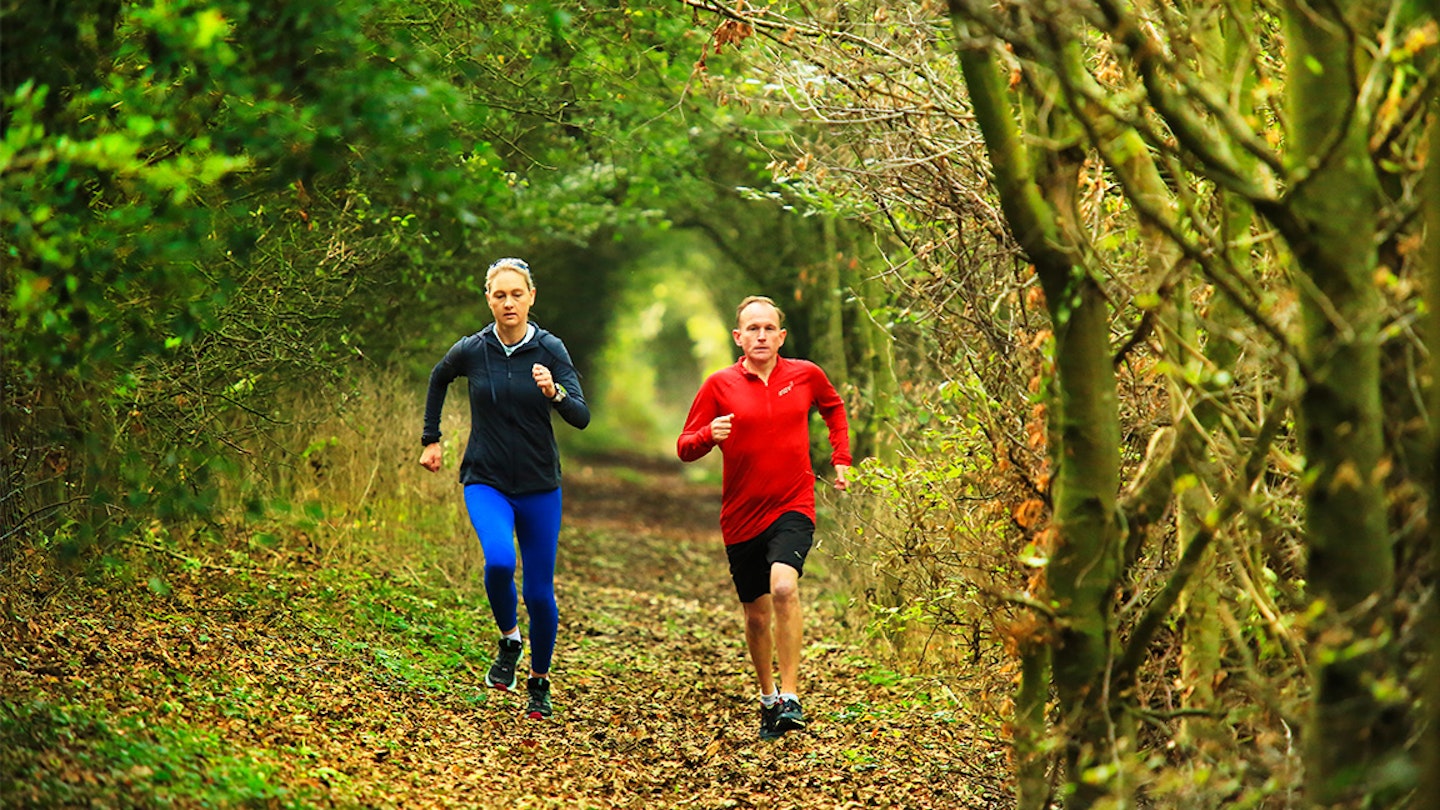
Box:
[777,382,795,397]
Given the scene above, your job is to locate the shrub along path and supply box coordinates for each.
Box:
[1,455,1010,808]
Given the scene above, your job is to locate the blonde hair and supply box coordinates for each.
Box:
[485,257,535,292]
[735,295,785,327]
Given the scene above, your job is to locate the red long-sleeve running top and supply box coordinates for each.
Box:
[677,357,852,545]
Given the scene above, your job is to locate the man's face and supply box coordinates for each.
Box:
[733,302,786,365]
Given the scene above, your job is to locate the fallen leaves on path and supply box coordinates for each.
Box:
[1,456,1012,808]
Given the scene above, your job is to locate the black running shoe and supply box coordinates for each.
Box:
[775,697,806,734]
[525,677,553,720]
[486,638,522,690]
[759,701,783,740]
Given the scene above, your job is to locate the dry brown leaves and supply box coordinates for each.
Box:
[1,455,1011,809]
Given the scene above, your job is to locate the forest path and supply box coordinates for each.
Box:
[1,456,1008,809]
[430,456,1007,809]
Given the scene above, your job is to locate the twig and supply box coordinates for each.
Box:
[117,537,295,578]
[0,497,89,542]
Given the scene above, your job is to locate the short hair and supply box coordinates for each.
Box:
[735,295,785,328]
[485,257,535,292]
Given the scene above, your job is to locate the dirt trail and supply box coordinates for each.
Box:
[428,456,1010,809]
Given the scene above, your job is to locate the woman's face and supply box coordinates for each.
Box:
[487,268,535,329]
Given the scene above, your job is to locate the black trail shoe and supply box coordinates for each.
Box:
[774,697,806,735]
[759,701,783,740]
[485,638,522,691]
[525,677,553,720]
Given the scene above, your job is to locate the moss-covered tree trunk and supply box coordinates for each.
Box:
[1421,17,1440,795]
[1426,220,1440,806]
[841,238,897,464]
[951,11,1122,805]
[809,216,849,386]
[1015,643,1052,810]
[1283,4,1400,802]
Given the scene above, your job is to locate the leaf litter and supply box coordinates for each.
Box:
[1,457,1011,808]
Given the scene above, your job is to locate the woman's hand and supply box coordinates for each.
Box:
[532,363,557,399]
[419,443,442,472]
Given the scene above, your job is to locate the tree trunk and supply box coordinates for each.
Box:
[1015,644,1052,810]
[1042,269,1122,802]
[1422,42,1440,803]
[809,216,848,386]
[1283,5,1400,803]
[842,238,897,464]
[1172,4,1256,759]
[951,12,1123,805]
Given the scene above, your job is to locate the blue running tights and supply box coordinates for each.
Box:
[463,484,562,675]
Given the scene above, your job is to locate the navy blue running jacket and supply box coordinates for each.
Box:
[421,323,589,494]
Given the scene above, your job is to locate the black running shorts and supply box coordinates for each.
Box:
[725,511,815,603]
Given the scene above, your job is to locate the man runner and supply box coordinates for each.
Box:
[677,295,851,739]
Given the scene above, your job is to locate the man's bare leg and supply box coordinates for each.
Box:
[742,595,776,696]
[770,563,802,696]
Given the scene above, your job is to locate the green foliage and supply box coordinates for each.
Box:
[577,232,734,454]
[3,0,470,370]
[2,0,872,544]
[0,701,308,808]
[315,569,492,695]
[0,0,489,550]
[1,0,780,555]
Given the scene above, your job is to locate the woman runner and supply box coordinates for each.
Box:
[419,257,589,719]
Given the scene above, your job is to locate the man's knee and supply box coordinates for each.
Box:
[771,563,800,600]
[742,600,771,631]
[744,611,771,635]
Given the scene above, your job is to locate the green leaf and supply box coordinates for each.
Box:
[193,9,230,48]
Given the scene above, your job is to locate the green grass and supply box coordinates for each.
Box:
[304,568,494,696]
[0,700,312,809]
